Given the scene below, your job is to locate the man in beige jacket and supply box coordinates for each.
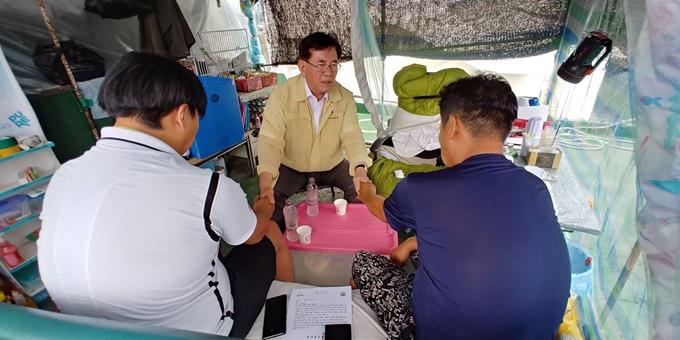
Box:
[258,32,372,231]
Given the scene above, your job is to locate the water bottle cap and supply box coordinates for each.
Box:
[285,199,293,205]
[308,177,315,183]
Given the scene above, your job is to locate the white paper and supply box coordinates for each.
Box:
[282,286,352,340]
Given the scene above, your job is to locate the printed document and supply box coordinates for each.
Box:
[282,286,352,339]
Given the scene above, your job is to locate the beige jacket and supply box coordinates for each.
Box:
[257,75,372,182]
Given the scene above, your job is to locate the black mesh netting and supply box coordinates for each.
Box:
[263,0,570,64]
[263,0,352,64]
[368,0,570,60]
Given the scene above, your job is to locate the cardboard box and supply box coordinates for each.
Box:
[235,76,264,92]
[262,73,278,87]
[525,147,562,169]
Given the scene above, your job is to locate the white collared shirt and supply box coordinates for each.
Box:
[38,127,256,336]
[304,80,329,133]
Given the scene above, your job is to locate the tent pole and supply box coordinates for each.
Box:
[36,0,100,141]
[599,240,642,323]
[380,0,386,50]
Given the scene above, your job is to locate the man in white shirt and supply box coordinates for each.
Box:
[38,52,294,338]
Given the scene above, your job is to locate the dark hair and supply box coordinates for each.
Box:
[98,52,207,129]
[299,32,342,61]
[439,73,518,140]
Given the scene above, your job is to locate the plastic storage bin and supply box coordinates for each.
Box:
[14,261,49,303]
[190,76,245,159]
[286,202,398,286]
[567,242,593,296]
[14,261,40,290]
[0,195,31,230]
[28,195,45,213]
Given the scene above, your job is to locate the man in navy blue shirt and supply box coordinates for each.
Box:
[353,73,571,339]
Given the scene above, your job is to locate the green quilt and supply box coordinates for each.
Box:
[393,64,469,116]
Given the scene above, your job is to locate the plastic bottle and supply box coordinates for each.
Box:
[506,144,518,159]
[252,113,262,137]
[255,114,261,130]
[0,236,22,268]
[306,177,319,216]
[10,290,36,308]
[11,290,26,305]
[283,199,299,242]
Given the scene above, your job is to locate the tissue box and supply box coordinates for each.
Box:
[525,147,562,169]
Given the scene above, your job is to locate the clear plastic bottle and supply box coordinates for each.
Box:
[506,144,518,160]
[11,290,26,306]
[306,177,319,216]
[283,199,299,241]
[0,236,22,268]
[254,114,261,130]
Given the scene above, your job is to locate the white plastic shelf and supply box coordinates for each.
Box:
[238,85,279,102]
[0,213,40,234]
[0,142,54,165]
[9,241,38,274]
[0,173,54,200]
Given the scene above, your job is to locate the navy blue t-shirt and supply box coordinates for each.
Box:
[384,154,571,339]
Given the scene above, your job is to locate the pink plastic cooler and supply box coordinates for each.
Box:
[286,202,398,286]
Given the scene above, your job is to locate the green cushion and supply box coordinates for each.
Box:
[368,157,443,196]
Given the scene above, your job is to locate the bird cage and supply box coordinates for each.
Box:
[191,29,252,77]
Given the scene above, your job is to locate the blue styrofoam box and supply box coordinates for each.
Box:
[199,160,215,171]
[190,76,245,159]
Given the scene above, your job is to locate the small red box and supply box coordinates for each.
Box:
[235,76,264,92]
[263,73,278,87]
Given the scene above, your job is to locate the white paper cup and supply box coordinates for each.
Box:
[297,225,312,244]
[334,199,348,215]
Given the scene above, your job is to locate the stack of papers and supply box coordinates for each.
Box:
[283,286,352,339]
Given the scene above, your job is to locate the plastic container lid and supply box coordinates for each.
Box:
[0,137,17,149]
[287,202,398,255]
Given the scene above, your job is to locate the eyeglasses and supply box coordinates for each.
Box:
[303,60,341,73]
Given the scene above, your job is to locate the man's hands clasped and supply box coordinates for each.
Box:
[353,166,372,201]
[356,180,377,203]
[253,194,274,219]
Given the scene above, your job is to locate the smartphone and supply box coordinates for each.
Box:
[262,294,287,339]
[325,324,352,340]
